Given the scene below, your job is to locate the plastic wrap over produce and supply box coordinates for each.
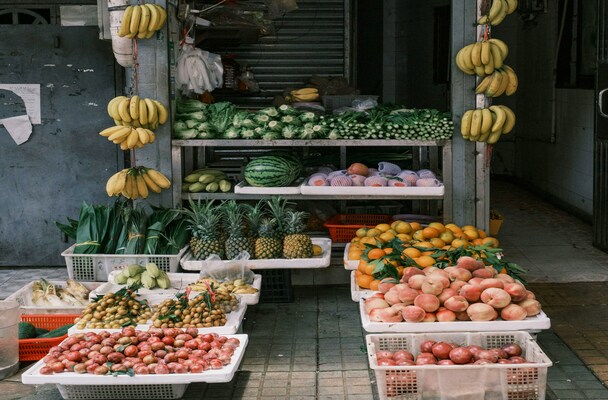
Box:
[176,44,223,95]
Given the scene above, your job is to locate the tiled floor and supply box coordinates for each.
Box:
[1,179,608,399]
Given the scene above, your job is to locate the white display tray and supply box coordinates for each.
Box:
[180,238,332,270]
[97,272,262,305]
[234,179,303,194]
[359,300,551,333]
[343,244,359,270]
[68,302,248,336]
[22,334,248,385]
[5,281,102,314]
[350,271,375,302]
[300,182,444,196]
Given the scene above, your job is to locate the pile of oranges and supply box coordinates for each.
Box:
[350,220,500,290]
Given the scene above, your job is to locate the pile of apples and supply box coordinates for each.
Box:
[364,256,542,323]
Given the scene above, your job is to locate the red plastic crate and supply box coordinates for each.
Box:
[323,214,392,242]
[19,314,78,362]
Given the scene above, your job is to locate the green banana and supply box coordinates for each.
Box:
[198,174,217,184]
[206,182,219,192]
[140,271,156,289]
[188,182,206,192]
[219,180,232,192]
[145,262,161,278]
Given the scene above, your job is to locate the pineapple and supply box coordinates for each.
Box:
[223,200,255,259]
[183,199,225,260]
[255,218,282,259]
[282,210,313,259]
[266,196,292,240]
[244,200,265,255]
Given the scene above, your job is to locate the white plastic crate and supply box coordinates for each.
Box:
[95,272,262,305]
[67,301,248,336]
[366,331,552,400]
[180,238,332,270]
[343,244,359,270]
[5,281,101,314]
[359,300,552,333]
[234,179,303,194]
[22,334,248,400]
[62,245,188,282]
[350,271,374,302]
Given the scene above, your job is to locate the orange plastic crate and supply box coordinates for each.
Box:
[19,314,78,362]
[323,214,392,242]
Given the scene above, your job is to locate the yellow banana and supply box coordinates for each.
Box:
[488,39,509,59]
[138,99,148,126]
[136,127,149,144]
[291,88,318,95]
[491,0,509,26]
[489,44,504,69]
[146,4,159,34]
[471,42,483,67]
[460,110,474,139]
[488,0,504,21]
[108,126,132,142]
[493,69,509,96]
[118,97,132,122]
[489,105,507,133]
[136,175,149,199]
[505,0,518,14]
[126,128,139,149]
[487,130,503,144]
[475,75,493,94]
[106,172,120,196]
[114,119,124,126]
[485,71,504,97]
[152,100,168,124]
[141,171,162,193]
[470,109,483,139]
[129,5,142,36]
[481,41,491,65]
[107,96,126,119]
[500,105,516,133]
[480,108,493,134]
[99,125,126,137]
[503,65,518,95]
[138,3,151,34]
[474,65,486,76]
[147,130,156,143]
[130,173,140,199]
[146,168,171,189]
[113,170,129,194]
[110,97,125,121]
[483,53,494,75]
[154,5,167,30]
[144,98,158,125]
[118,6,133,37]
[456,48,474,75]
[461,44,475,70]
[129,95,140,121]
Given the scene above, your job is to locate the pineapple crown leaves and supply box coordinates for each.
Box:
[265,196,294,234]
[243,200,266,236]
[283,209,309,235]
[183,199,221,239]
[258,217,276,238]
[222,200,246,236]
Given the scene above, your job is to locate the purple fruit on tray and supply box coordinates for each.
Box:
[364,176,388,187]
[330,175,353,186]
[349,174,367,186]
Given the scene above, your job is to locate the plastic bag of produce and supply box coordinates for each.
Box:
[198,252,255,284]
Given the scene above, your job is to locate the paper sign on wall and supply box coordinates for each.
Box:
[0,84,40,145]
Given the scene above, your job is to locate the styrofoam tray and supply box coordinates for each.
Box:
[181,238,332,270]
[343,244,359,270]
[359,299,551,333]
[5,281,102,314]
[97,272,262,305]
[22,334,248,385]
[68,301,248,335]
[234,178,303,194]
[350,271,374,302]
[300,182,444,196]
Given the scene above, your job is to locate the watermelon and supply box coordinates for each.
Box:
[244,155,302,187]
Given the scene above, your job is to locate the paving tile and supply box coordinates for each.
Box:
[551,389,586,399]
[261,386,288,396]
[290,378,316,387]
[318,385,346,395]
[289,386,317,396]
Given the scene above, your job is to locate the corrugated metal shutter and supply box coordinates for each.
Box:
[214,0,347,107]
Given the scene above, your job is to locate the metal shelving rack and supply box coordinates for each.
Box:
[171,139,452,222]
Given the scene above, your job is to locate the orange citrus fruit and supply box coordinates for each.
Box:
[415,255,436,268]
[356,274,374,289]
[397,233,413,242]
[409,222,422,232]
[412,230,425,241]
[451,239,469,248]
[463,229,479,240]
[416,241,434,249]
[367,248,386,260]
[403,247,422,259]
[384,247,394,255]
[478,229,487,239]
[375,223,392,233]
[422,227,440,239]
[439,230,455,244]
[429,238,446,248]
[395,221,413,234]
[357,259,368,274]
[366,228,381,237]
[364,263,376,276]
[428,222,446,233]
[354,269,363,277]
[482,237,499,247]
[356,227,368,238]
[379,232,396,242]
[445,223,462,234]
[471,238,484,246]
[369,279,380,291]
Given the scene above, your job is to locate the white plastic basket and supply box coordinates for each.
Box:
[22,334,249,400]
[359,300,552,333]
[62,245,188,282]
[350,271,374,302]
[5,281,101,314]
[94,272,262,305]
[343,244,359,270]
[180,238,332,270]
[366,331,552,400]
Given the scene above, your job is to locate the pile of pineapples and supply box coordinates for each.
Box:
[183,197,314,260]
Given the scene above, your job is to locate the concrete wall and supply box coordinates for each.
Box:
[491,1,594,219]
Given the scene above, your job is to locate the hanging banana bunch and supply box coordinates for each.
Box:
[478,0,518,26]
[460,105,516,144]
[118,4,167,39]
[106,167,171,199]
[106,96,168,130]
